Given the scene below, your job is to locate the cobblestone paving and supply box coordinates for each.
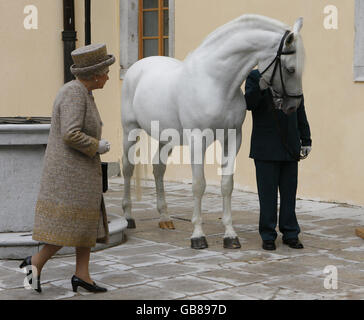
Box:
[0,177,363,300]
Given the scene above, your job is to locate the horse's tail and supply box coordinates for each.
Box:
[121,65,140,134]
[121,64,144,200]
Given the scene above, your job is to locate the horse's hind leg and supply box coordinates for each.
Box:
[122,134,137,228]
[153,162,174,230]
[153,144,174,229]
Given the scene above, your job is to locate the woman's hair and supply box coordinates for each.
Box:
[77,67,109,81]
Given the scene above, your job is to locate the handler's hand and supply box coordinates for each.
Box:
[98,139,111,154]
[300,146,311,159]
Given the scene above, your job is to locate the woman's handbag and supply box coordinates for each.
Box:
[101,162,108,193]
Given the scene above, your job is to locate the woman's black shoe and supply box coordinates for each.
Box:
[19,256,42,293]
[71,275,107,293]
[283,238,304,249]
[262,240,276,251]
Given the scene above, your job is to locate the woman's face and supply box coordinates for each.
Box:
[94,70,110,89]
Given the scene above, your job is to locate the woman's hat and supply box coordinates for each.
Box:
[70,43,115,77]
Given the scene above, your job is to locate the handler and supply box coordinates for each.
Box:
[245,69,312,251]
[19,44,115,293]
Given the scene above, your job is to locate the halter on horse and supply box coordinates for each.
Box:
[260,30,304,111]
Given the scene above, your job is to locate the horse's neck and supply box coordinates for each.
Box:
[185,22,286,98]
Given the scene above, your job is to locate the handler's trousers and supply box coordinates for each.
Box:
[254,160,301,241]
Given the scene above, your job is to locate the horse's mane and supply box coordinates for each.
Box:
[198,14,289,49]
[186,14,305,75]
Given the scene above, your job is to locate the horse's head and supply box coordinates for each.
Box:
[258,17,305,115]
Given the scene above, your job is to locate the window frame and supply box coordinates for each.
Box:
[119,0,175,79]
[138,0,169,59]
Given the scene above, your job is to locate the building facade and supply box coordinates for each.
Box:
[1,0,364,206]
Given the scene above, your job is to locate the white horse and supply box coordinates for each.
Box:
[121,14,305,249]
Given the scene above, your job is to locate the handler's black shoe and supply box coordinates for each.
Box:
[262,240,276,251]
[283,238,304,249]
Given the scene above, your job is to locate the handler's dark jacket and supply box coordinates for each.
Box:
[245,70,312,161]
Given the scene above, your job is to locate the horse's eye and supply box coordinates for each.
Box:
[286,67,296,74]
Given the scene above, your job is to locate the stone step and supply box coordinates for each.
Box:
[0,216,128,259]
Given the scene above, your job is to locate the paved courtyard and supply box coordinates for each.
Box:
[0,177,363,300]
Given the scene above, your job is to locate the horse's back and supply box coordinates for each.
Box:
[122,56,184,135]
[124,56,181,84]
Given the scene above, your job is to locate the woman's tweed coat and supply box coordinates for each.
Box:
[32,80,109,247]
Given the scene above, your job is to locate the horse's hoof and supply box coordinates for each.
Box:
[126,218,136,229]
[159,221,175,229]
[159,221,167,229]
[191,237,208,249]
[166,221,175,229]
[223,237,241,249]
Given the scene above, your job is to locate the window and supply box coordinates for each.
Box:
[119,0,175,79]
[139,0,169,58]
[354,0,364,81]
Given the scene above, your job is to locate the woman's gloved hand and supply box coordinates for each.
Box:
[97,139,111,154]
[300,146,311,159]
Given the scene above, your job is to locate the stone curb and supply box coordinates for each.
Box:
[0,217,128,259]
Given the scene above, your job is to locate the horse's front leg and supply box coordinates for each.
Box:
[191,162,207,249]
[188,130,207,249]
[220,128,242,249]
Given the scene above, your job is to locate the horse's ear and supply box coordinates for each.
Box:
[293,17,303,34]
[285,32,295,47]
[286,18,303,47]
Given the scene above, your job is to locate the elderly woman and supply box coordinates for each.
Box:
[19,44,115,293]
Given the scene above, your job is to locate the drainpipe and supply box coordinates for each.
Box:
[85,0,91,45]
[62,0,77,83]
